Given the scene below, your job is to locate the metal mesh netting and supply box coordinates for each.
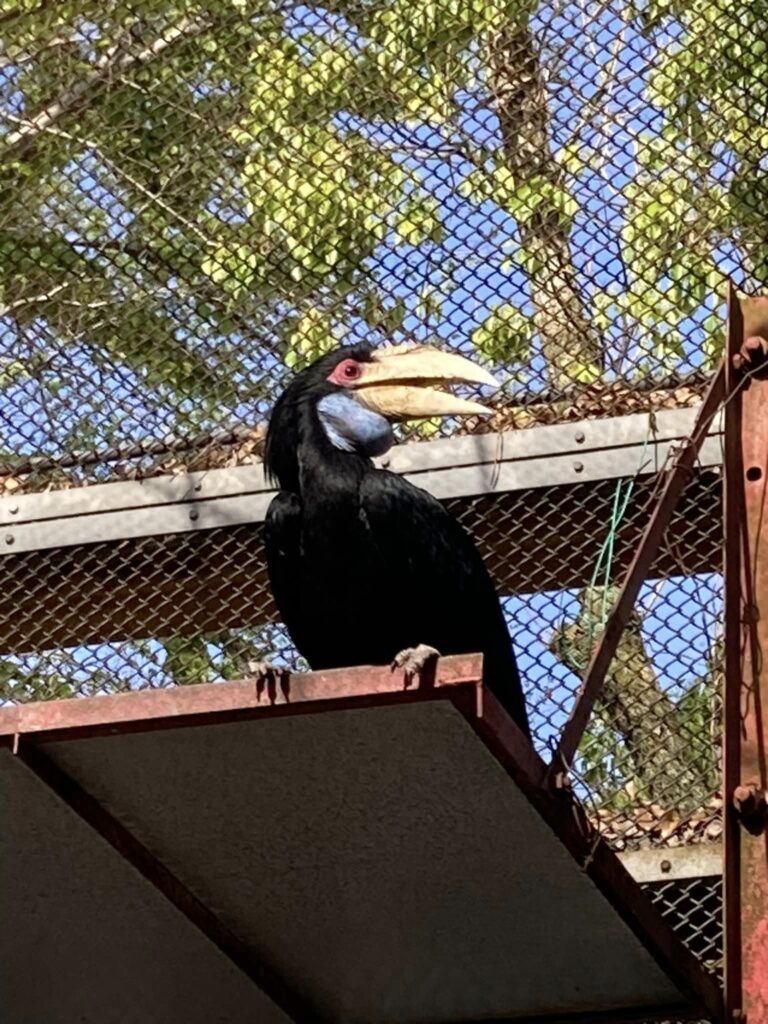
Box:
[0,0,741,998]
[645,875,723,975]
[0,466,726,977]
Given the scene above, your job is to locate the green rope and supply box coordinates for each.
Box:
[584,426,654,644]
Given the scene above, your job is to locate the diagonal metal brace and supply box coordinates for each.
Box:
[548,359,726,781]
[15,740,325,1024]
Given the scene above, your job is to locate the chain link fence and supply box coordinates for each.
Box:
[1,0,750,996]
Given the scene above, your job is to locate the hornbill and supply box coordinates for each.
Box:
[262,342,530,737]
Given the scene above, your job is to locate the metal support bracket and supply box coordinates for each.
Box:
[724,283,745,1019]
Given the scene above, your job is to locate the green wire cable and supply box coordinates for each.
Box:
[584,483,623,646]
[584,426,653,645]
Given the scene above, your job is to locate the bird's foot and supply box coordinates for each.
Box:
[391,644,440,688]
[246,659,286,680]
[246,660,288,702]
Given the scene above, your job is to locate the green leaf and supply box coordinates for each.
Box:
[471,303,533,363]
[163,635,214,687]
[394,195,443,246]
[702,313,725,368]
[592,292,616,334]
[284,307,337,370]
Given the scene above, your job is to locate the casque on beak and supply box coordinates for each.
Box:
[350,344,499,420]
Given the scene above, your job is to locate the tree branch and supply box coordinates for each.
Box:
[1,15,214,165]
[551,587,715,814]
[2,111,220,248]
[0,282,70,317]
[486,20,603,388]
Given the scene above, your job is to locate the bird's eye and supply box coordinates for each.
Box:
[328,359,362,385]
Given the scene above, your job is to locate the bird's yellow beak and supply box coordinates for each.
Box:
[351,344,499,420]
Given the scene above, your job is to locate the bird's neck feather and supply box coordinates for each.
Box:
[298,436,370,503]
[268,396,372,498]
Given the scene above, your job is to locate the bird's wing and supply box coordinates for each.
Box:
[359,470,492,603]
[361,471,529,733]
[362,470,513,639]
[265,475,529,734]
[264,491,312,657]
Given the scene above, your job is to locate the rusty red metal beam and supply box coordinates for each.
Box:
[6,657,483,1024]
[723,284,745,1018]
[736,312,768,1024]
[549,361,726,777]
[465,689,724,1023]
[0,654,484,745]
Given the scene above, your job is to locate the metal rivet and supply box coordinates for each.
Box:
[4,534,13,545]
[189,508,199,521]
[193,483,202,492]
[8,504,18,515]
[660,859,672,874]
[575,431,585,444]
[573,461,584,473]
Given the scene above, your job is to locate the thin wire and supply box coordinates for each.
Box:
[584,424,654,645]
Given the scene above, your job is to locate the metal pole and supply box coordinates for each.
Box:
[723,285,744,1019]
[735,315,768,1024]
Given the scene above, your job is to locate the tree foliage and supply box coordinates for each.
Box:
[2,0,761,444]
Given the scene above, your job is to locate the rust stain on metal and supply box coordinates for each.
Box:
[0,653,484,744]
[724,284,745,1017]
[743,913,768,1019]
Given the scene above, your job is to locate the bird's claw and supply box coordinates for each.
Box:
[246,659,285,681]
[391,644,440,687]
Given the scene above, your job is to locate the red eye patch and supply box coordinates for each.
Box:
[328,358,363,386]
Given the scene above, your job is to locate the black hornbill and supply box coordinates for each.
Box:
[263,341,530,737]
